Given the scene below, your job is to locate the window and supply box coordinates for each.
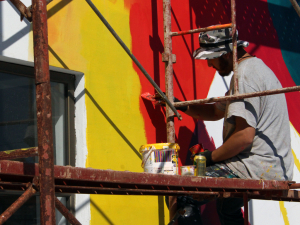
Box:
[0,55,77,225]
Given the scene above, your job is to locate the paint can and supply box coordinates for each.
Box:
[194,154,206,176]
[140,143,180,175]
[195,156,206,176]
[180,166,195,176]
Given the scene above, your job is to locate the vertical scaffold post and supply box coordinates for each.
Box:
[32,0,56,223]
[231,0,239,95]
[163,0,177,223]
[163,0,175,144]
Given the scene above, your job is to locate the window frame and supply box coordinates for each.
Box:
[0,55,77,166]
[0,55,81,224]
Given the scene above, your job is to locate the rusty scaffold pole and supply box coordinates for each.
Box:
[231,0,238,95]
[55,197,82,225]
[163,0,175,149]
[289,0,300,17]
[173,81,300,107]
[32,0,56,223]
[170,23,232,36]
[162,0,178,222]
[0,147,38,160]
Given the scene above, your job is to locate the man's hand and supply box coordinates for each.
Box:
[198,150,215,167]
[154,93,225,120]
[154,93,188,112]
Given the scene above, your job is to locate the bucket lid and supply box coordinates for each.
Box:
[139,143,180,153]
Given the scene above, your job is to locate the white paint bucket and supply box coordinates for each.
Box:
[180,166,195,176]
[139,143,180,175]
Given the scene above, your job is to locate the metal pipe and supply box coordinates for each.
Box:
[85,0,182,120]
[289,0,300,17]
[1,180,300,202]
[27,0,53,13]
[0,160,292,191]
[0,147,38,160]
[0,181,28,190]
[55,197,82,225]
[0,118,36,126]
[289,183,300,189]
[8,0,53,22]
[55,184,221,196]
[231,0,239,95]
[224,190,300,202]
[8,0,32,22]
[173,85,300,107]
[170,23,232,36]
[243,193,248,225]
[32,0,56,223]
[0,184,36,225]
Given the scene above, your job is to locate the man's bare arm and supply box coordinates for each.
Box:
[184,103,225,121]
[211,116,255,162]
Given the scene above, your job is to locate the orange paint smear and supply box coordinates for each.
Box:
[124,0,138,11]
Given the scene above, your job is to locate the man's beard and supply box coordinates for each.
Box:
[218,56,231,77]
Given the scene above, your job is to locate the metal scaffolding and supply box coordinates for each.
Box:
[1,0,300,224]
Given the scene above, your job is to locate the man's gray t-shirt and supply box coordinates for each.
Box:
[220,57,293,181]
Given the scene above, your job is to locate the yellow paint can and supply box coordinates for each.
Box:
[139,143,180,175]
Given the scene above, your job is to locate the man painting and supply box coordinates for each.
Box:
[165,27,294,225]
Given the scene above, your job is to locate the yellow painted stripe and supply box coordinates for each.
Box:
[278,121,298,225]
[279,201,289,225]
[290,122,300,173]
[290,122,300,136]
[292,149,300,172]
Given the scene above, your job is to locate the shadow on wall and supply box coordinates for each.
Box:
[90,200,115,225]
[150,0,164,89]
[48,45,69,69]
[78,196,164,225]
[177,121,216,166]
[0,0,72,54]
[90,197,165,225]
[141,97,167,143]
[1,0,71,72]
[0,0,32,54]
[171,8,198,99]
[85,89,142,160]
[158,196,165,225]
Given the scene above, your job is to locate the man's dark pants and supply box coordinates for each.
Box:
[170,164,245,225]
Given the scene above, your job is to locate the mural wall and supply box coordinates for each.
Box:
[1,0,300,224]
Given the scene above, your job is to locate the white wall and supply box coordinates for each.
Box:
[0,0,32,60]
[74,73,90,224]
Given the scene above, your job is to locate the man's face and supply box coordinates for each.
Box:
[206,55,232,76]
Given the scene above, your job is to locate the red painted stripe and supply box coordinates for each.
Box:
[128,1,217,165]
